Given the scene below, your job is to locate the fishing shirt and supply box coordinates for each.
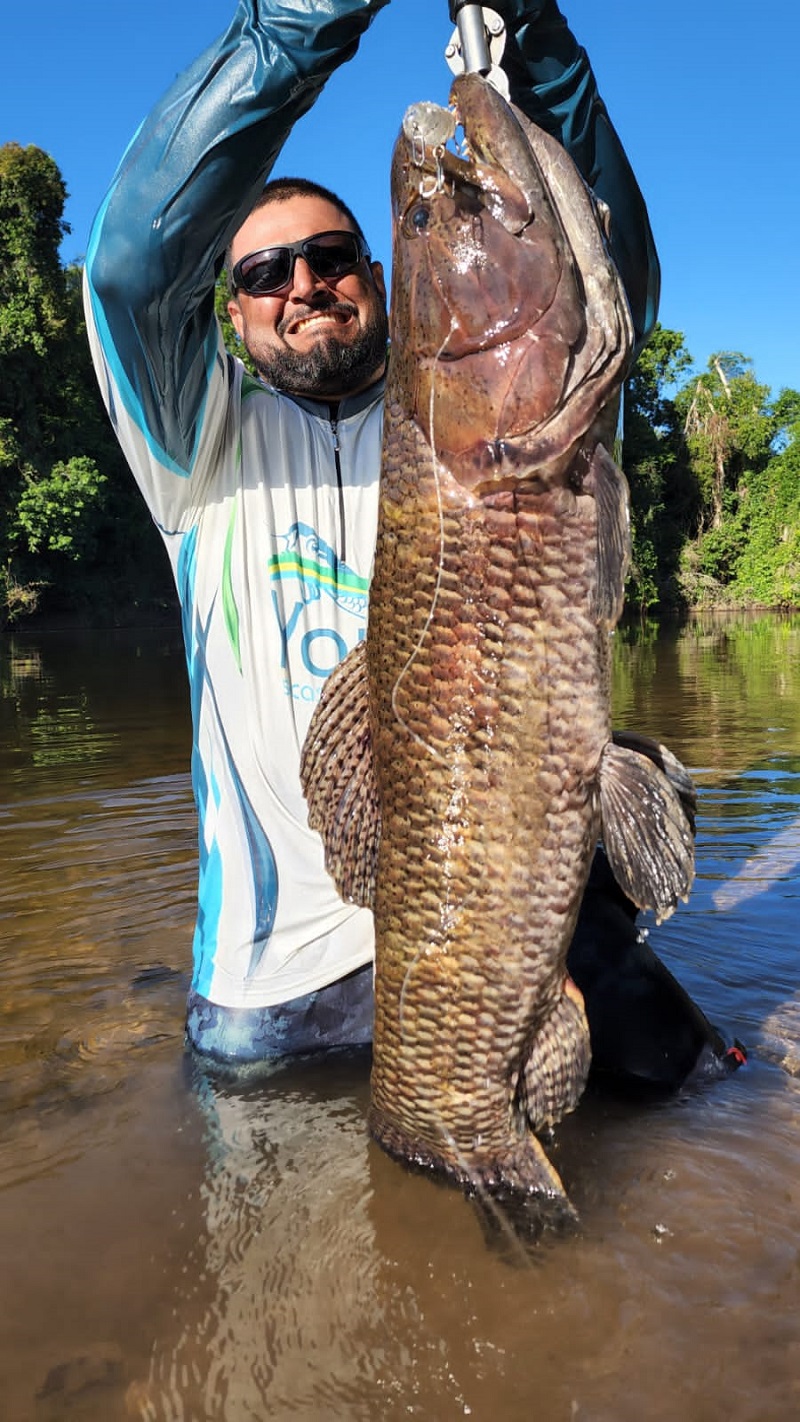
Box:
[84,0,660,1010]
[87,323,382,1007]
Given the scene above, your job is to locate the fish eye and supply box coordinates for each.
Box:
[404,202,431,236]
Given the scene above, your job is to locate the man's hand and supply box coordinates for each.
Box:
[449,0,551,21]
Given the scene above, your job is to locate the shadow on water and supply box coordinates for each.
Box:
[1,615,800,1420]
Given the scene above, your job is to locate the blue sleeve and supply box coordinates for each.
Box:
[85,0,388,478]
[498,0,660,352]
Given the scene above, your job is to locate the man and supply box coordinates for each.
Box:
[87,0,715,1076]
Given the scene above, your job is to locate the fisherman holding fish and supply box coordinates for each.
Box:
[84,0,736,1096]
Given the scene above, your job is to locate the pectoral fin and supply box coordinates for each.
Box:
[299,642,380,908]
[598,739,695,922]
[612,729,697,835]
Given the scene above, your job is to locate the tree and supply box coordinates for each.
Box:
[625,324,693,441]
[622,324,696,610]
[0,144,175,622]
[0,145,74,479]
[732,432,800,606]
[672,355,800,605]
[677,353,774,532]
[15,456,106,560]
[214,274,257,374]
[772,387,800,450]
[0,143,69,356]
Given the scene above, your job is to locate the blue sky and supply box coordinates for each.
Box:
[3,0,798,396]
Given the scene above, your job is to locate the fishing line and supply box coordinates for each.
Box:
[395,316,463,1043]
[389,317,459,761]
[430,1122,536,1267]
[398,939,434,1041]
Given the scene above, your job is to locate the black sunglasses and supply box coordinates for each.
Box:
[231,229,371,297]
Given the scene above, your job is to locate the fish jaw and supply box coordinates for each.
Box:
[389,73,634,490]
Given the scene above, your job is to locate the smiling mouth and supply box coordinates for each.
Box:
[284,308,355,338]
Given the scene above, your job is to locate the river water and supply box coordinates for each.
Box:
[1,615,799,1421]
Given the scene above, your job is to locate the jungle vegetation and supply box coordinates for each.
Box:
[1,142,798,626]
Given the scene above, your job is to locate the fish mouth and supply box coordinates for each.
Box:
[395,75,565,362]
[389,71,634,478]
[401,74,541,239]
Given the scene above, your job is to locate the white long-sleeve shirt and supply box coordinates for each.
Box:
[86,299,382,1004]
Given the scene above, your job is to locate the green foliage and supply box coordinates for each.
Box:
[729,438,800,606]
[625,324,693,435]
[673,357,800,608]
[675,353,775,532]
[622,330,800,613]
[773,387,800,448]
[16,456,107,559]
[695,516,747,583]
[624,454,664,610]
[622,325,698,611]
[215,275,258,375]
[0,143,175,623]
[0,143,69,358]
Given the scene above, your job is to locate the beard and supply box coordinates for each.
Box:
[245,299,389,400]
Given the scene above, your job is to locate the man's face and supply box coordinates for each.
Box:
[227,195,388,401]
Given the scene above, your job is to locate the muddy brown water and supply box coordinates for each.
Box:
[1,616,799,1421]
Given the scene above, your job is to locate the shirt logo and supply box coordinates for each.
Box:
[269,522,368,617]
[270,522,368,702]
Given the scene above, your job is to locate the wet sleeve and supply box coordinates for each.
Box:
[497,0,660,352]
[84,0,388,495]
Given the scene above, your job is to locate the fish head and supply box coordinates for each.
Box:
[388,74,634,488]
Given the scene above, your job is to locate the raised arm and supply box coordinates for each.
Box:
[84,0,388,482]
[496,0,660,352]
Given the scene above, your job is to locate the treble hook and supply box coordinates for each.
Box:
[418,144,448,199]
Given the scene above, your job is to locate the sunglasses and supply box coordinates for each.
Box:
[231,229,371,297]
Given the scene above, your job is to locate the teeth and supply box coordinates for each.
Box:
[293,312,345,334]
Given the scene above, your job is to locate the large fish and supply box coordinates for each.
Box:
[301,73,695,1219]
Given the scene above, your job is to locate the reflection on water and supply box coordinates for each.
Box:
[1,616,800,1421]
[0,632,195,1205]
